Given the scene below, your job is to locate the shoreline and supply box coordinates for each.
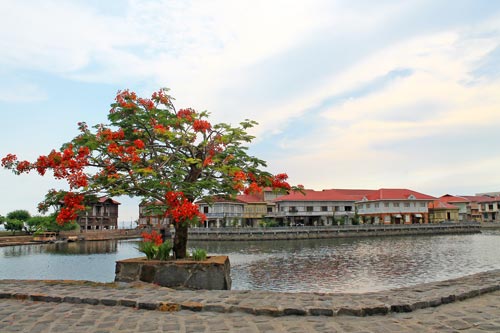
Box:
[1,223,497,247]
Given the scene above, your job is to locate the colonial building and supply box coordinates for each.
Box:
[77,197,120,230]
[138,201,169,229]
[439,195,469,221]
[196,197,245,228]
[428,200,459,223]
[237,193,269,227]
[271,189,362,226]
[477,196,500,222]
[356,189,435,224]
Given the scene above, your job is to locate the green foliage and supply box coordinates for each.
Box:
[4,219,24,234]
[191,248,207,261]
[7,210,31,222]
[157,240,173,261]
[138,241,157,260]
[138,240,173,261]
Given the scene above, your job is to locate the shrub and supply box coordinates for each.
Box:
[191,248,207,261]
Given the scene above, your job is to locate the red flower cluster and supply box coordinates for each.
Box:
[271,173,291,191]
[56,192,85,225]
[153,124,168,134]
[176,109,195,122]
[1,153,17,168]
[165,191,206,224]
[151,89,170,105]
[138,98,154,110]
[97,128,125,142]
[115,89,137,109]
[244,182,262,195]
[134,139,145,149]
[30,145,90,189]
[141,230,163,246]
[193,119,211,133]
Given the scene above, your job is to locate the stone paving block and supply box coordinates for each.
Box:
[308,307,334,316]
[119,299,137,307]
[180,301,203,311]
[283,307,307,316]
[100,298,118,306]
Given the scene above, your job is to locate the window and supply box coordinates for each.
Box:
[359,204,364,209]
[420,202,426,207]
[334,206,340,212]
[366,203,371,209]
[404,203,410,207]
[306,206,313,212]
[289,206,298,213]
[393,202,400,207]
[489,204,494,210]
[203,207,209,214]
[384,203,389,208]
[374,203,379,208]
[267,207,273,213]
[321,206,328,212]
[345,206,352,212]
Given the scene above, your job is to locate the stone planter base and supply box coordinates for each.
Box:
[115,256,231,290]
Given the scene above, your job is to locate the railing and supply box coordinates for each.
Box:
[189,222,481,235]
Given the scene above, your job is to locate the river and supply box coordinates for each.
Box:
[1,231,499,293]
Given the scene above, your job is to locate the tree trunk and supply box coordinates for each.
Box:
[173,223,188,259]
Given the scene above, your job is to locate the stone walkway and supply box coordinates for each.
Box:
[1,270,499,317]
[0,290,499,332]
[0,270,499,332]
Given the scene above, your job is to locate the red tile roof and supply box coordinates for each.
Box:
[273,188,435,202]
[460,195,498,203]
[439,194,469,203]
[98,196,121,205]
[429,200,459,210]
[363,189,435,201]
[273,189,368,202]
[236,194,266,203]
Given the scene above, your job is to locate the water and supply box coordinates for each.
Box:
[1,231,500,293]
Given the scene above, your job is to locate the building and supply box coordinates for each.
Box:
[138,201,169,229]
[194,188,436,227]
[236,193,269,227]
[477,196,500,222]
[428,200,460,223]
[77,197,120,230]
[439,195,469,221]
[271,189,363,226]
[356,189,435,224]
[196,197,245,228]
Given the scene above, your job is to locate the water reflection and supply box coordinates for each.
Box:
[1,232,500,293]
[190,231,500,293]
[45,241,118,255]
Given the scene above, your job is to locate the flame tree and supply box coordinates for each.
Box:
[2,88,298,258]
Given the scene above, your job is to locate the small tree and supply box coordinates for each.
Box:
[6,210,31,222]
[2,88,299,258]
[4,219,24,235]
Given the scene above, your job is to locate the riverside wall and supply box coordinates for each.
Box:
[187,223,482,241]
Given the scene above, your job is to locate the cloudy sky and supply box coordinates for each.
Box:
[1,0,499,223]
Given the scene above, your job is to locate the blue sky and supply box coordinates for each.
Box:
[1,0,500,223]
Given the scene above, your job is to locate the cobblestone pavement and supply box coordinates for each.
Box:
[0,270,499,332]
[0,290,499,332]
[0,270,499,317]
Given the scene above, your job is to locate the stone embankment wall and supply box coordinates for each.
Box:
[60,229,142,241]
[188,223,481,241]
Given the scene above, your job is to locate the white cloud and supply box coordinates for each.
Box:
[0,82,47,102]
